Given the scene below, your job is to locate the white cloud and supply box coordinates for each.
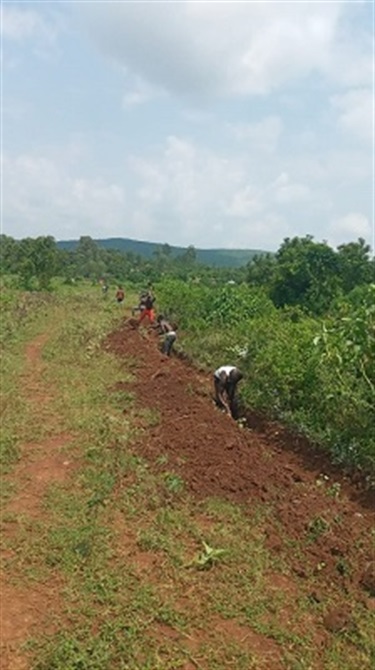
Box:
[126,137,317,248]
[128,135,246,243]
[122,77,162,108]
[2,6,43,40]
[282,149,371,185]
[272,173,311,205]
[1,5,58,46]
[2,153,126,239]
[228,116,283,153]
[328,212,372,248]
[73,179,124,204]
[2,129,372,251]
[331,88,373,142]
[324,7,373,89]
[181,109,214,125]
[226,185,264,218]
[79,2,370,101]
[219,211,290,250]
[226,170,312,222]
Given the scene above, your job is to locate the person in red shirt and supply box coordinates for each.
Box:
[139,291,155,325]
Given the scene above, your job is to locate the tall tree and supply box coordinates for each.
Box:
[75,236,104,279]
[270,236,341,314]
[247,253,276,288]
[10,236,58,290]
[0,235,18,274]
[337,238,374,293]
[178,245,197,266]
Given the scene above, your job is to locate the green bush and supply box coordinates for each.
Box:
[157,279,375,474]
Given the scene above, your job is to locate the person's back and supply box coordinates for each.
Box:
[214,365,236,379]
[139,292,147,310]
[157,316,173,334]
[144,292,155,310]
[213,365,243,417]
[156,315,177,355]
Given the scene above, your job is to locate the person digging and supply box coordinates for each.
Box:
[155,315,178,356]
[213,365,243,418]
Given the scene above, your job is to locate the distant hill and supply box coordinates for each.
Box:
[57,237,269,268]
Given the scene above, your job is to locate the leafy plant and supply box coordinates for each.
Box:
[307,516,330,541]
[164,472,184,494]
[186,541,227,569]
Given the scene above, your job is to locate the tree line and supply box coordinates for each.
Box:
[247,235,374,315]
[1,233,373,315]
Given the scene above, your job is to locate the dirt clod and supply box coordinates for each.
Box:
[323,606,351,633]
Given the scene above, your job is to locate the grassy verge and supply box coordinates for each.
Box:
[0,286,61,476]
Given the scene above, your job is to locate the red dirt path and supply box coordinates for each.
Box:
[105,319,375,601]
[1,334,72,670]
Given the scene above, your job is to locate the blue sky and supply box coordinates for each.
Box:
[1,0,374,252]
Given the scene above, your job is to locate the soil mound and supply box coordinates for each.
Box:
[105,321,375,597]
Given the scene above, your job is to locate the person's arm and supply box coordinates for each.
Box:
[215,374,231,414]
[219,390,231,415]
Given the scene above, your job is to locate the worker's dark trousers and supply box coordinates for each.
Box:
[162,333,176,356]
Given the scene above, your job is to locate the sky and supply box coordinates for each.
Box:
[1,0,374,252]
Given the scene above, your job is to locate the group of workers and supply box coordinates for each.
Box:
[131,286,178,357]
[103,281,243,418]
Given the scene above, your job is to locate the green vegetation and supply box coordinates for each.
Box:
[1,231,374,474]
[2,233,373,307]
[248,235,374,315]
[0,233,253,287]
[157,278,375,474]
[0,287,60,473]
[58,236,266,268]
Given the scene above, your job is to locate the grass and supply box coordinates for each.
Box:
[1,283,374,670]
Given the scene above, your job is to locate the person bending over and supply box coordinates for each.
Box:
[213,365,243,417]
[155,315,177,356]
[132,291,146,316]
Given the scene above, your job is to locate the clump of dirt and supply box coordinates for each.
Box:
[124,316,139,329]
[323,606,352,632]
[105,321,375,599]
[360,562,375,597]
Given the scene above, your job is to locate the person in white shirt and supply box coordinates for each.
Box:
[213,365,243,417]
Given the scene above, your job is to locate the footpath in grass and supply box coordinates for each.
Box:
[1,289,374,670]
